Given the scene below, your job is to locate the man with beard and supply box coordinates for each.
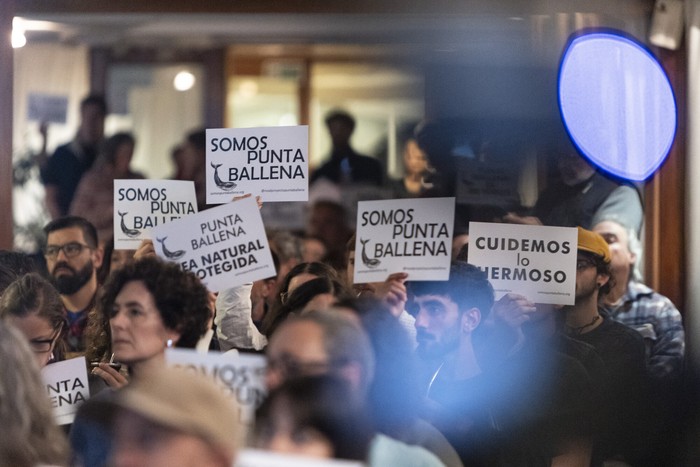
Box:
[564,227,648,464]
[43,216,103,355]
[409,263,595,466]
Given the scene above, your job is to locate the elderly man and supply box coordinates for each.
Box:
[265,310,455,467]
[593,218,685,382]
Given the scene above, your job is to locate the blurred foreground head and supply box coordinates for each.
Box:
[109,366,239,467]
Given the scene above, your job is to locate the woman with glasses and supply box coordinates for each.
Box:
[0,320,70,466]
[0,272,66,368]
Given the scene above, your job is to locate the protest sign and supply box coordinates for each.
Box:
[467,222,578,305]
[27,93,69,124]
[165,348,266,424]
[236,450,364,467]
[151,196,275,292]
[41,357,90,425]
[206,126,308,203]
[354,197,455,283]
[114,179,198,249]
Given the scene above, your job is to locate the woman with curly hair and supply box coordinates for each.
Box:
[0,321,70,466]
[72,256,212,466]
[90,256,211,389]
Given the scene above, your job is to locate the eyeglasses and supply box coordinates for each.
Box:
[29,323,63,354]
[45,242,92,259]
[280,291,290,305]
[267,353,349,379]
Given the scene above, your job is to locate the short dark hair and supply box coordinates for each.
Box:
[100,132,135,166]
[408,262,494,319]
[186,128,207,152]
[0,250,42,277]
[80,94,108,116]
[99,257,210,348]
[44,216,99,248]
[324,110,355,132]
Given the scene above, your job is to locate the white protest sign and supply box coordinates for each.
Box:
[27,93,69,123]
[165,348,267,424]
[150,196,275,292]
[206,126,309,203]
[354,197,455,283]
[236,450,364,467]
[467,222,578,305]
[114,180,198,250]
[41,357,90,425]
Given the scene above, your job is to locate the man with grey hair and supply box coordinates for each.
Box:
[265,310,375,395]
[593,218,685,382]
[264,310,448,467]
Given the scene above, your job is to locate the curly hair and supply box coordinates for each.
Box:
[99,257,210,348]
[0,322,69,466]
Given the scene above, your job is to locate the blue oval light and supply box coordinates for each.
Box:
[558,30,677,181]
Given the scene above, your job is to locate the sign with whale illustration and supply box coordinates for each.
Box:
[150,196,276,292]
[113,180,198,250]
[206,126,309,204]
[353,197,455,283]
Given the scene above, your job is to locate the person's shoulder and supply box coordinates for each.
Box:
[604,317,646,347]
[370,433,447,467]
[51,140,79,158]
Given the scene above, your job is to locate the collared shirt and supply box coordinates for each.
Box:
[602,281,685,381]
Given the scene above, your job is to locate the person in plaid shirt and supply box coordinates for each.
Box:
[593,218,685,382]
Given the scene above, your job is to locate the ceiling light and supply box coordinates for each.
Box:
[12,17,26,48]
[173,70,195,91]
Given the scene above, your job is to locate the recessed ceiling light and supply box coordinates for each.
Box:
[173,70,195,91]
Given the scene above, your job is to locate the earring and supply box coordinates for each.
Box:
[166,339,173,348]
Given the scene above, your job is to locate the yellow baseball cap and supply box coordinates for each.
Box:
[577,226,611,263]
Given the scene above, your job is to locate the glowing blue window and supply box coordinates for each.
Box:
[558,30,677,181]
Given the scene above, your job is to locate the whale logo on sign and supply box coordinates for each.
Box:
[558,30,676,181]
[360,238,381,269]
[117,211,140,238]
[156,237,186,260]
[211,162,237,191]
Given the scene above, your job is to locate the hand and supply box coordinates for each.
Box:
[502,213,542,226]
[491,293,536,329]
[92,363,129,389]
[375,272,409,318]
[232,193,263,210]
[207,291,218,329]
[133,239,155,260]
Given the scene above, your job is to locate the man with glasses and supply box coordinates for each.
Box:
[43,216,103,355]
[564,227,648,464]
[264,310,446,467]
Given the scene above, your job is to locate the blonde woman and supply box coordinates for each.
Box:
[0,321,70,466]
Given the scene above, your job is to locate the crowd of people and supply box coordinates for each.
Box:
[0,96,693,466]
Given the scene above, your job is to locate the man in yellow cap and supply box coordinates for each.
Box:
[565,227,648,464]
